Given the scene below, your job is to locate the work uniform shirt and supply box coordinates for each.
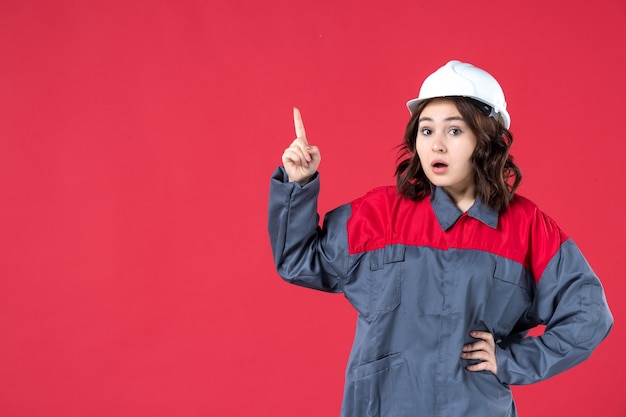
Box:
[268,167,613,417]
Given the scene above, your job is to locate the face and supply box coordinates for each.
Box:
[415,99,478,196]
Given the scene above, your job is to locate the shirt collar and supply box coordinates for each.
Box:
[431,186,499,230]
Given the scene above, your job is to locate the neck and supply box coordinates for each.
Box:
[442,185,476,212]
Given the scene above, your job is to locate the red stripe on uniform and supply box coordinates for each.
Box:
[347,186,568,282]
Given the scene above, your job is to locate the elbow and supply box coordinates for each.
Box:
[598,304,614,341]
[275,263,300,283]
[594,284,614,343]
[576,298,613,351]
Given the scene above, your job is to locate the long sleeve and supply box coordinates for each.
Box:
[268,167,350,293]
[496,238,613,385]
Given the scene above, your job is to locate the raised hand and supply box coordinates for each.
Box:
[281,107,321,185]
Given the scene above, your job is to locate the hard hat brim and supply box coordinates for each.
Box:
[406,96,511,129]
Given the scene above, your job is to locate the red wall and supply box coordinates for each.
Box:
[1,1,624,415]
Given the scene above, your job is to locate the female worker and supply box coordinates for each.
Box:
[268,60,613,417]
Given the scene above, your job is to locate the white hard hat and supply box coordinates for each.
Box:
[406,60,511,128]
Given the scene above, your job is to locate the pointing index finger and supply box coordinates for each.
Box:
[293,107,306,139]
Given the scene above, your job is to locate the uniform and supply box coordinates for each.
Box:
[268,166,613,417]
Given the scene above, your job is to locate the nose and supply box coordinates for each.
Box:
[432,135,446,153]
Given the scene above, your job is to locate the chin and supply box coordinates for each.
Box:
[425,176,447,187]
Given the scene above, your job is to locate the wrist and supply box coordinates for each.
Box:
[297,177,312,186]
[295,172,317,187]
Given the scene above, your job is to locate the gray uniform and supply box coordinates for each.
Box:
[268,167,613,417]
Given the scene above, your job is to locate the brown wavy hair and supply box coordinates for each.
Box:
[395,97,522,213]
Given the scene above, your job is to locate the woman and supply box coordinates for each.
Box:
[268,60,613,417]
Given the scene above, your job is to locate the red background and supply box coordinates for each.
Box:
[1,1,624,416]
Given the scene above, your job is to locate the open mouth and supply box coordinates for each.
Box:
[431,161,448,174]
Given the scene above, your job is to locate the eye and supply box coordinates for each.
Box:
[449,128,462,136]
[420,128,432,136]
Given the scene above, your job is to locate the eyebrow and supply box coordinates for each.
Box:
[418,116,465,123]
